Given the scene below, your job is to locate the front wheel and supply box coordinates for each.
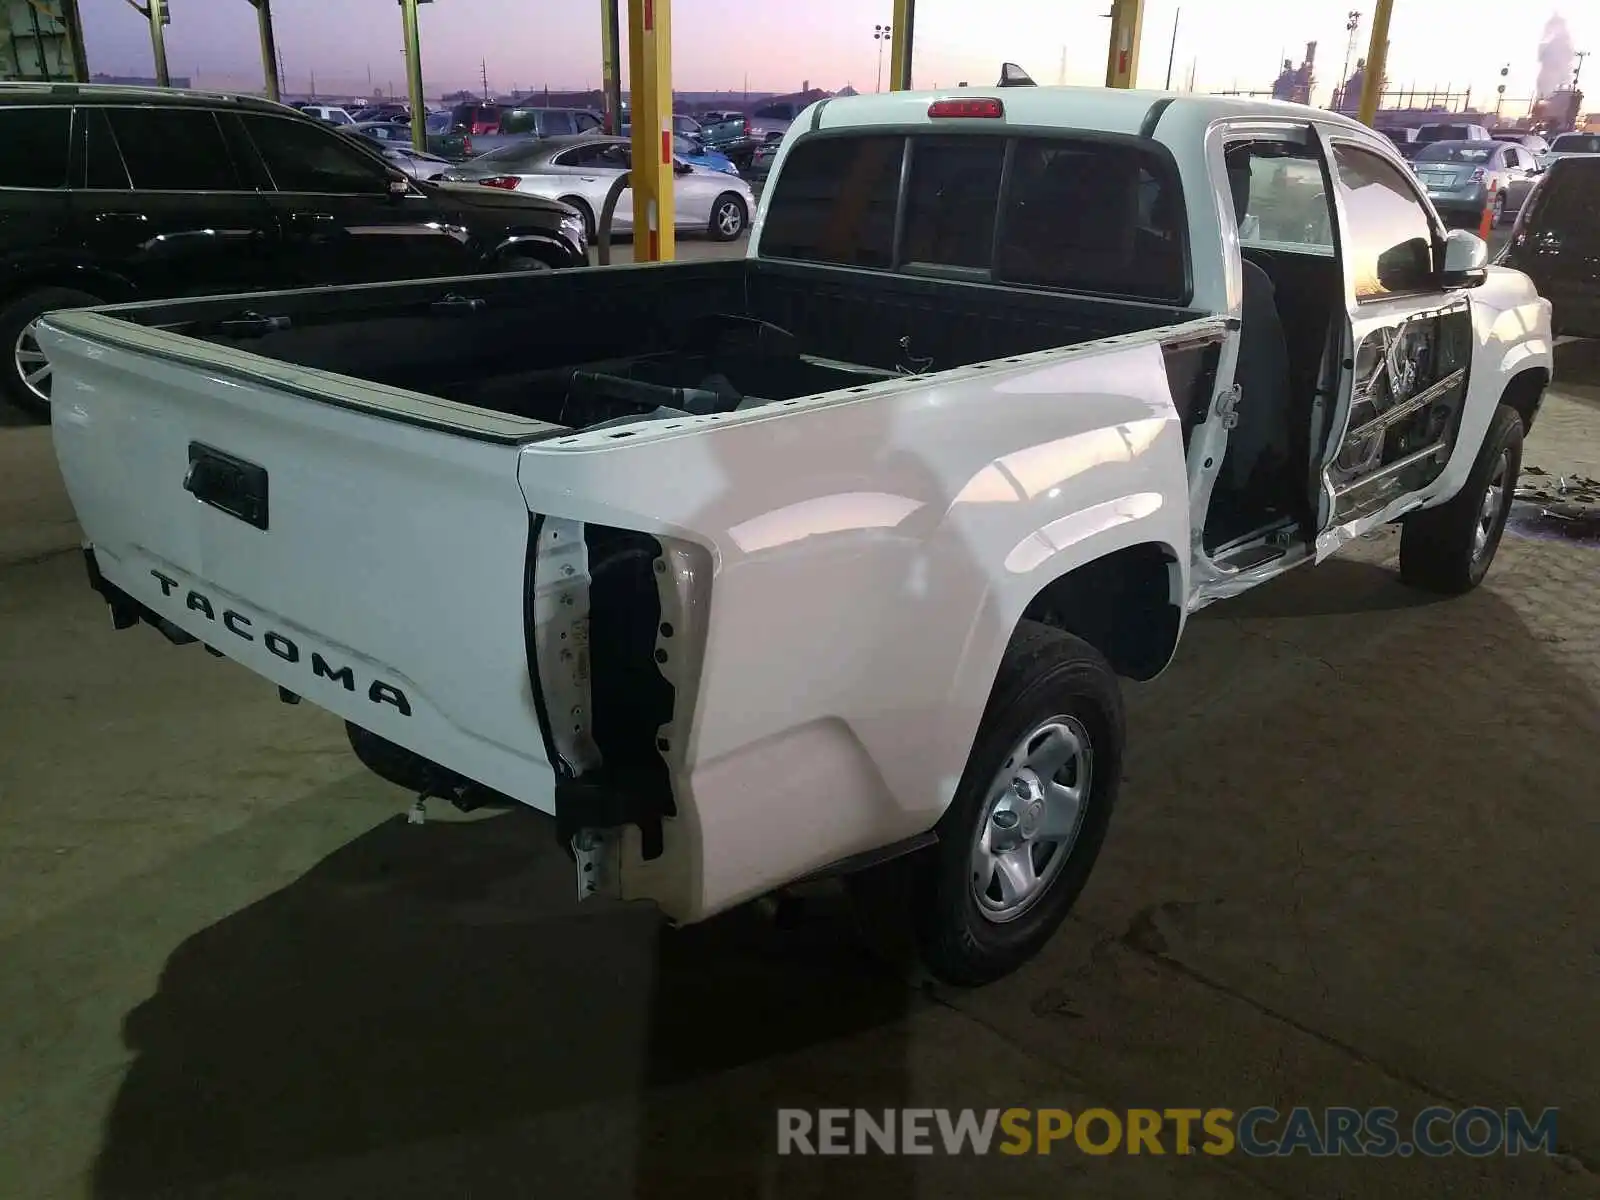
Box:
[911,622,1124,986]
[708,193,748,242]
[1398,404,1523,594]
[1491,191,1508,227]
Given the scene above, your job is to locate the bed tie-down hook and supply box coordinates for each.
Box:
[897,335,934,375]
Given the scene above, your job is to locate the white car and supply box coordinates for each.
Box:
[1545,131,1600,163]
[42,84,1553,986]
[444,133,754,242]
[297,104,354,126]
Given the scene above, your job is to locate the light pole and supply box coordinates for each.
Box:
[1340,11,1360,108]
[874,23,892,93]
[1495,63,1508,121]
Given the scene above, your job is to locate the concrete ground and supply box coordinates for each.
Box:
[2,322,1598,1197]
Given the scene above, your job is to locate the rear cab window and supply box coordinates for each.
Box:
[759,130,1190,304]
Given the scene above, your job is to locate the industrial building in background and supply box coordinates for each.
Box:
[1,0,86,81]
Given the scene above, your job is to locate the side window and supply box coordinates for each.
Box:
[574,111,602,133]
[104,108,243,191]
[760,134,904,267]
[0,107,70,188]
[998,138,1188,301]
[82,108,132,189]
[539,111,575,136]
[241,115,390,194]
[901,137,1004,270]
[1331,143,1436,301]
[1504,148,1523,170]
[1230,151,1335,252]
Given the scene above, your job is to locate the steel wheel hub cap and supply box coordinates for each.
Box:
[1474,451,1509,561]
[15,320,51,404]
[970,715,1093,923]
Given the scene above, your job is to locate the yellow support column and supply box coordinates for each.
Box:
[627,0,674,261]
[399,0,428,154]
[1103,0,1144,89]
[246,0,281,103]
[1356,0,1394,128]
[888,0,915,91]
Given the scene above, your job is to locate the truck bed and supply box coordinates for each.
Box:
[77,258,1202,433]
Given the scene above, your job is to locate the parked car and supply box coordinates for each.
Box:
[445,101,503,137]
[42,85,1552,986]
[1501,155,1600,338]
[746,138,781,181]
[1490,131,1552,163]
[673,133,739,176]
[346,119,471,163]
[1410,139,1542,226]
[0,84,586,414]
[703,101,797,167]
[442,134,754,242]
[422,110,474,159]
[352,102,410,124]
[1546,131,1600,162]
[298,104,355,127]
[463,105,606,157]
[342,128,458,180]
[1415,121,1492,145]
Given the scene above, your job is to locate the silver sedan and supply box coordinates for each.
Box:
[443,134,755,242]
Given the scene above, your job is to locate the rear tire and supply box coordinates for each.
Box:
[909,622,1124,986]
[1398,404,1523,595]
[559,196,596,242]
[0,286,104,417]
[709,193,748,242]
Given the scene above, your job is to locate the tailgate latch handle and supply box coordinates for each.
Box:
[184,442,270,531]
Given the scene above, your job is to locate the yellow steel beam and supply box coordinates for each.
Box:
[245,0,281,102]
[627,0,674,261]
[147,0,170,86]
[399,0,427,152]
[888,0,915,91]
[1103,0,1144,89]
[1356,0,1394,128]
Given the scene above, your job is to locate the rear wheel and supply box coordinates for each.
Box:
[0,286,104,417]
[1398,404,1523,594]
[909,622,1124,986]
[709,193,748,242]
[559,196,596,242]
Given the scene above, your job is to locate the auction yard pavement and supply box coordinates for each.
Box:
[1,342,1596,1199]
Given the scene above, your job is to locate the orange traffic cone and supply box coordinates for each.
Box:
[1478,183,1498,241]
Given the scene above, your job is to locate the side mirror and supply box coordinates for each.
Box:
[674,159,693,176]
[1439,228,1489,289]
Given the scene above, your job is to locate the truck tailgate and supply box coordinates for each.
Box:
[41,312,561,812]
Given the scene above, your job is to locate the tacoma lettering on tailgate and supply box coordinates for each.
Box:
[150,569,412,715]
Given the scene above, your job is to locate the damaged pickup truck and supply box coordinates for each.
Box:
[43,85,1553,985]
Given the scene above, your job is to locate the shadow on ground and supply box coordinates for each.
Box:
[88,804,917,1198]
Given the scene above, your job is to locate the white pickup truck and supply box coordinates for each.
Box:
[43,85,1553,985]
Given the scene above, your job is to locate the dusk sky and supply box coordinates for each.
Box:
[76,0,1590,113]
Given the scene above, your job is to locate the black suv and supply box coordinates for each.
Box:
[0,84,588,415]
[1502,155,1600,339]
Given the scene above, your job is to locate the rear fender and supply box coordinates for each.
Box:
[519,337,1193,922]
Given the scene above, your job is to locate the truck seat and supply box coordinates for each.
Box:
[1225,161,1295,498]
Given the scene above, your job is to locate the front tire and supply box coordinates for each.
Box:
[1398,404,1523,594]
[709,193,748,242]
[0,286,104,417]
[1491,191,1508,227]
[912,622,1124,986]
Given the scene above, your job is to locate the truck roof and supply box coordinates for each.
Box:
[807,85,1372,141]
